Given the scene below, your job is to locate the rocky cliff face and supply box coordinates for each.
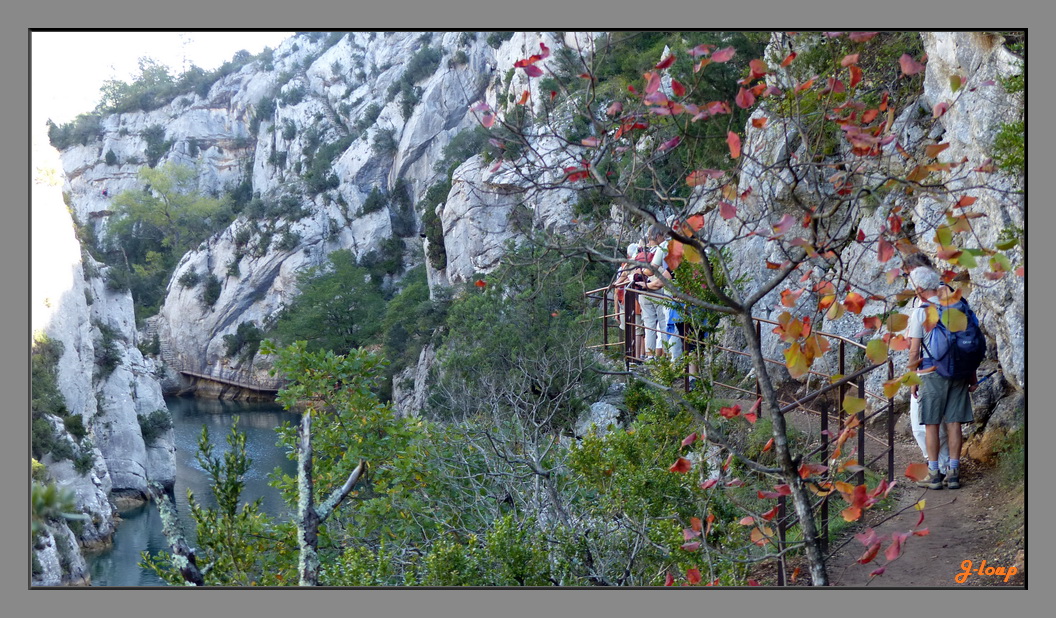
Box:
[33,123,175,585]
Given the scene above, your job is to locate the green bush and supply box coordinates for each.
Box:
[178,269,201,288]
[105,149,118,166]
[202,273,222,307]
[62,415,87,441]
[94,322,123,380]
[143,124,174,168]
[223,321,264,361]
[371,128,398,157]
[361,186,388,215]
[486,31,514,49]
[138,408,173,446]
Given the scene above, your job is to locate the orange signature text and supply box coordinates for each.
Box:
[955,559,1018,583]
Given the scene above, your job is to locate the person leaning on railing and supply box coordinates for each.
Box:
[612,243,639,331]
[635,225,670,362]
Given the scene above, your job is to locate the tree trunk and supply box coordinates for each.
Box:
[739,312,829,586]
[296,411,321,586]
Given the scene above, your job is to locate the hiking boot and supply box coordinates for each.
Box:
[945,469,961,489]
[917,470,944,490]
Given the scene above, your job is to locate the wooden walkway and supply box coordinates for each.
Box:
[178,369,284,394]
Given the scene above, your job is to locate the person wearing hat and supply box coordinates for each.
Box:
[906,265,978,490]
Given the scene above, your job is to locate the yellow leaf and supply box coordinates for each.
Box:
[915,499,926,511]
[682,244,703,264]
[883,379,901,399]
[843,395,867,415]
[825,301,845,321]
[886,313,909,332]
[834,480,856,495]
[902,371,921,387]
[865,339,889,364]
[924,305,940,331]
[841,505,863,522]
[942,307,968,332]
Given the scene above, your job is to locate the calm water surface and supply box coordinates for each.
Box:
[86,397,299,586]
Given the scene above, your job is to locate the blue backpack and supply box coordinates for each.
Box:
[921,298,986,381]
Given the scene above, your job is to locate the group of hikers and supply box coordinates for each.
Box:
[611,223,987,491]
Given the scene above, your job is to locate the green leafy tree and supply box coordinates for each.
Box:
[104,162,231,320]
[270,249,385,354]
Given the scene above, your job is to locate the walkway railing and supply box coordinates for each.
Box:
[585,282,897,585]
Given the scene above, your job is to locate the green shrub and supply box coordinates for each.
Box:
[73,448,96,475]
[486,31,514,49]
[449,50,469,68]
[276,228,302,251]
[105,149,118,166]
[62,415,87,441]
[282,121,297,141]
[202,273,222,307]
[143,124,174,168]
[178,269,201,288]
[372,128,398,157]
[138,408,173,446]
[361,186,387,215]
[94,322,123,380]
[223,321,264,361]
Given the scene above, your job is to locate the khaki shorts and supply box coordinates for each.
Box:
[917,371,974,425]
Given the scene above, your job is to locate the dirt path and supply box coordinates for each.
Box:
[812,425,1024,587]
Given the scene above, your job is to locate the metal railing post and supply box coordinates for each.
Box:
[887,360,895,483]
[755,320,762,414]
[820,398,830,556]
[856,375,866,486]
[624,289,636,368]
[602,289,609,348]
[777,495,787,586]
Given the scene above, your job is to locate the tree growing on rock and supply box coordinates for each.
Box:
[469,31,1024,585]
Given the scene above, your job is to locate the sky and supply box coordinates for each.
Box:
[32,30,295,127]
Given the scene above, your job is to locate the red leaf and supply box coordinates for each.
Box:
[664,573,675,586]
[899,54,926,76]
[798,462,828,479]
[855,528,879,547]
[727,132,741,159]
[933,101,950,118]
[913,528,930,537]
[719,405,741,419]
[688,43,713,57]
[739,516,755,526]
[581,137,600,147]
[475,279,487,288]
[669,457,693,473]
[780,52,797,67]
[516,90,530,106]
[955,196,977,208]
[841,53,860,67]
[711,46,736,63]
[700,478,719,490]
[761,505,780,521]
[878,237,895,263]
[644,71,661,95]
[849,65,863,89]
[870,566,886,577]
[655,54,676,70]
[744,412,758,424]
[671,79,686,98]
[762,437,774,452]
[657,136,682,153]
[684,527,701,541]
[752,116,769,129]
[849,32,879,42]
[748,579,760,586]
[690,516,703,532]
[550,90,557,102]
[771,213,796,236]
[735,87,756,109]
[686,568,703,585]
[858,541,882,564]
[681,541,701,552]
[480,111,495,129]
[538,42,550,59]
[606,101,623,116]
[522,64,543,78]
[719,201,737,220]
[681,432,698,447]
[885,531,909,561]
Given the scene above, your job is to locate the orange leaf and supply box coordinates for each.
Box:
[791,567,801,583]
[955,196,977,208]
[719,405,741,419]
[841,505,863,522]
[904,462,929,482]
[762,438,774,452]
[862,316,882,331]
[761,505,780,521]
[750,526,773,546]
[798,462,828,479]
[925,143,950,158]
[739,516,755,526]
[690,516,703,533]
[752,116,769,129]
[475,279,487,288]
[711,46,736,63]
[780,52,797,67]
[686,568,702,585]
[727,131,741,159]
[517,90,530,106]
[899,54,926,76]
[843,292,866,314]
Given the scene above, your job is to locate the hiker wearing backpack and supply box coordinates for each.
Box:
[906,266,987,490]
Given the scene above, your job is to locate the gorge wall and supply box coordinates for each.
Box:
[32,31,1024,585]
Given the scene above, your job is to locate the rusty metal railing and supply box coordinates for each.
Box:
[585,282,897,585]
